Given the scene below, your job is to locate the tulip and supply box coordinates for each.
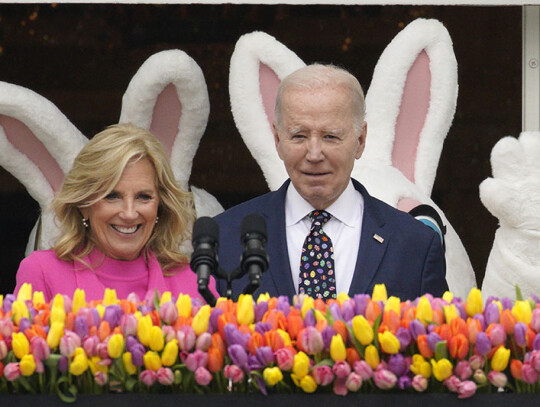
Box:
[300,326,324,355]
[378,331,400,354]
[408,319,427,340]
[94,371,108,386]
[330,334,346,362]
[160,339,179,367]
[384,296,401,316]
[345,372,363,392]
[159,301,178,325]
[148,325,165,352]
[50,295,66,325]
[74,316,89,339]
[107,333,124,359]
[12,300,30,325]
[444,375,461,392]
[510,359,523,380]
[531,308,540,333]
[465,288,482,317]
[474,332,491,356]
[412,375,428,393]
[12,332,30,359]
[387,354,408,377]
[255,346,274,367]
[484,302,500,325]
[72,288,86,314]
[83,335,100,357]
[351,315,373,345]
[0,319,14,338]
[70,347,89,376]
[431,358,453,381]
[30,336,50,361]
[491,346,511,372]
[140,369,157,386]
[469,355,485,370]
[19,354,36,376]
[16,282,32,301]
[196,332,212,352]
[500,310,516,334]
[103,288,118,306]
[88,356,108,375]
[514,322,528,348]
[4,363,21,381]
[185,349,208,372]
[416,335,433,359]
[312,365,334,386]
[395,327,412,351]
[332,360,351,379]
[103,305,122,330]
[416,296,433,325]
[143,351,162,371]
[299,375,317,393]
[195,366,212,386]
[122,352,138,375]
[512,300,532,324]
[176,294,192,318]
[192,305,211,336]
[453,380,475,399]
[263,366,283,386]
[443,304,459,323]
[157,367,175,385]
[120,314,138,337]
[374,369,397,390]
[365,345,380,369]
[236,294,255,326]
[228,344,248,368]
[448,334,469,360]
[177,325,196,351]
[60,330,81,357]
[224,364,244,383]
[372,284,387,302]
[487,371,508,388]
[521,362,539,384]
[410,354,431,378]
[292,351,310,379]
[353,360,374,380]
[137,315,152,346]
[454,360,472,381]
[488,324,507,346]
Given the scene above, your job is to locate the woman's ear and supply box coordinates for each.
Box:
[79,207,89,221]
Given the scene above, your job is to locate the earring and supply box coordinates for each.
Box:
[82,218,89,228]
[155,216,159,224]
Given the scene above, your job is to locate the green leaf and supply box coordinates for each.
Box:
[434,341,448,361]
[153,289,161,311]
[515,285,523,302]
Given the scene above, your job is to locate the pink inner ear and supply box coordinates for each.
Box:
[259,63,280,127]
[0,115,64,192]
[392,50,431,184]
[150,83,182,160]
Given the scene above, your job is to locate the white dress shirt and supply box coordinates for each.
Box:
[284,180,364,296]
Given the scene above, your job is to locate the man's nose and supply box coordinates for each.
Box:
[306,138,324,161]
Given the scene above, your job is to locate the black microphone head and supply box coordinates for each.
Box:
[193,216,220,245]
[241,213,267,241]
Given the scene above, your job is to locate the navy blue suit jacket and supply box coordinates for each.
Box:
[214,179,447,301]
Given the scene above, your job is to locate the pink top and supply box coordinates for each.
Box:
[14,248,218,303]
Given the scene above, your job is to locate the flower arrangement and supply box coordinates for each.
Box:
[0,283,539,401]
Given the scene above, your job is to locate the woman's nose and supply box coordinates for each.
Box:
[119,199,138,220]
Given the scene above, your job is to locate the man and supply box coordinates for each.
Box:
[215,64,447,301]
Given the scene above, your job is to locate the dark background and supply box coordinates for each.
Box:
[0,4,522,295]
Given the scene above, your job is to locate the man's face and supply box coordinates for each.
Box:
[274,85,366,209]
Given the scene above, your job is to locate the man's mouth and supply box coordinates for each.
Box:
[112,225,140,234]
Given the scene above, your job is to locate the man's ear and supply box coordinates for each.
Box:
[273,123,284,160]
[356,121,367,159]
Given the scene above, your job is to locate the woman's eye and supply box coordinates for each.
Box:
[105,192,119,200]
[138,194,153,201]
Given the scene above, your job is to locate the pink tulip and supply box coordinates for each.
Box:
[455,360,472,380]
[487,371,508,388]
[161,326,176,343]
[195,366,212,386]
[185,350,208,372]
[34,358,45,374]
[120,314,138,336]
[224,364,244,383]
[275,348,294,371]
[353,360,373,380]
[522,362,539,384]
[457,380,477,399]
[59,330,81,357]
[488,324,507,346]
[0,319,14,338]
[157,367,175,385]
[473,369,487,385]
[531,308,540,333]
[94,371,108,386]
[345,372,363,392]
[312,365,334,386]
[30,336,50,361]
[332,360,351,379]
[333,377,348,396]
[140,369,157,386]
[444,375,461,392]
[97,342,109,360]
[4,362,21,381]
[159,301,178,325]
[196,332,212,351]
[468,355,485,370]
[177,326,196,351]
[0,340,8,360]
[411,375,428,392]
[300,326,324,355]
[529,350,540,372]
[373,369,397,390]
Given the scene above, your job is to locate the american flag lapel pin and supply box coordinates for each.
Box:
[373,234,384,243]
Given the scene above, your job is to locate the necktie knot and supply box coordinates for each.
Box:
[309,210,331,228]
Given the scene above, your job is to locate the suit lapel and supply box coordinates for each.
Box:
[261,180,297,298]
[348,179,389,295]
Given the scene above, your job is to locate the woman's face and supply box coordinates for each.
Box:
[81,158,160,261]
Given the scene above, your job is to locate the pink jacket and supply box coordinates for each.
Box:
[14,249,218,303]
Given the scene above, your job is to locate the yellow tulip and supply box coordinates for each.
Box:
[292,351,310,379]
[12,332,30,359]
[161,339,179,366]
[410,354,431,378]
[51,294,64,311]
[336,292,350,305]
[137,315,152,346]
[0,295,3,309]
[32,291,46,308]
[72,289,86,314]
[431,358,453,381]
[256,292,270,304]
[20,354,36,376]
[313,309,326,323]
[149,326,165,352]
[378,331,400,354]
[107,333,124,359]
[70,347,89,376]
[17,283,32,302]
[122,353,137,375]
[263,366,283,386]
[442,291,454,303]
[491,346,511,372]
[176,294,192,318]
[443,304,459,324]
[96,304,105,319]
[160,291,172,305]
[385,296,401,315]
[277,329,292,347]
[143,351,162,371]
[465,288,483,317]
[50,295,66,325]
[192,305,211,336]
[12,300,29,325]
[330,334,347,362]
[372,284,388,302]
[365,344,380,369]
[89,356,109,374]
[416,296,433,325]
[47,321,64,349]
[300,296,314,318]
[103,288,118,306]
[300,375,317,393]
[352,315,373,345]
[512,301,532,324]
[237,294,254,325]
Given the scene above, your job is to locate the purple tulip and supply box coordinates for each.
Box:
[103,305,122,329]
[395,327,412,352]
[501,298,512,310]
[398,375,412,390]
[129,339,146,367]
[18,317,31,333]
[195,366,212,386]
[276,296,291,316]
[3,294,15,312]
[185,349,208,372]
[224,324,249,348]
[73,316,89,339]
[329,303,343,322]
[340,300,355,323]
[515,322,528,347]
[159,301,178,325]
[458,380,477,399]
[475,332,492,356]
[59,355,69,373]
[304,309,316,327]
[321,326,335,351]
[90,308,101,327]
[353,294,369,316]
[255,346,274,367]
[408,320,426,340]
[254,322,272,336]
[209,308,223,333]
[484,302,500,325]
[228,344,248,368]
[387,354,408,377]
[427,332,443,352]
[247,354,264,371]
[313,365,334,386]
[254,301,268,322]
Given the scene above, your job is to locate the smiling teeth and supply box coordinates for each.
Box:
[113,225,138,234]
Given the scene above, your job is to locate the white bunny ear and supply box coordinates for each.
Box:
[229,31,305,191]
[359,18,458,197]
[119,50,210,191]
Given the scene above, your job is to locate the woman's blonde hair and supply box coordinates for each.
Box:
[52,123,195,271]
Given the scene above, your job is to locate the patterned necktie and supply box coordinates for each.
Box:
[298,210,336,299]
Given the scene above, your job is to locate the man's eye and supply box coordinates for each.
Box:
[292,134,305,139]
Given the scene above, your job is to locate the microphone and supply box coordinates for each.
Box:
[239,213,269,294]
[191,216,220,306]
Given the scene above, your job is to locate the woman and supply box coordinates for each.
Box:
[14,123,218,302]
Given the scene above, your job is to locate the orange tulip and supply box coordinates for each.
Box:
[450,317,467,337]
[207,346,224,373]
[265,330,285,352]
[435,324,452,343]
[417,335,434,359]
[264,310,286,330]
[365,300,381,322]
[448,333,469,360]
[381,310,400,334]
[313,299,327,313]
[247,332,265,355]
[286,309,304,340]
[332,320,348,343]
[500,310,516,334]
[510,359,523,380]
[467,318,482,344]
[526,327,536,350]
[346,347,361,365]
[432,309,445,325]
[65,312,76,332]
[98,321,111,342]
[217,313,237,339]
[211,333,225,357]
